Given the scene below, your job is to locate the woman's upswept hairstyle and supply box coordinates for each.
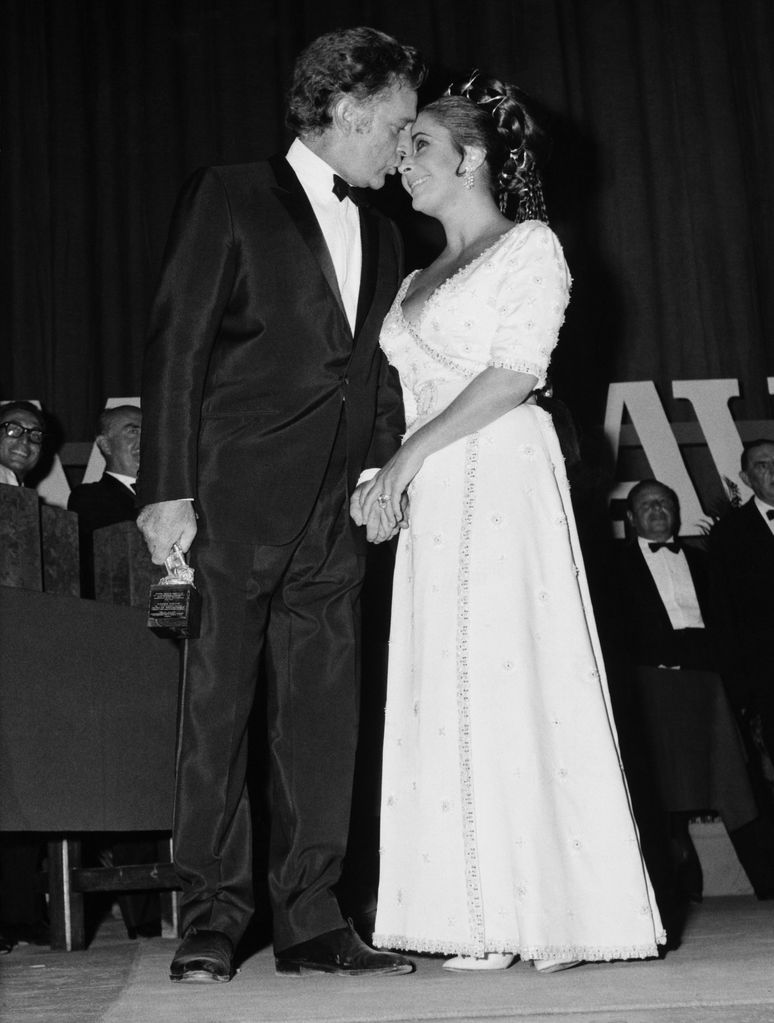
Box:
[423,72,550,223]
[287,27,426,136]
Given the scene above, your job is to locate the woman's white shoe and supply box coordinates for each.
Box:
[443,953,516,972]
[532,958,582,974]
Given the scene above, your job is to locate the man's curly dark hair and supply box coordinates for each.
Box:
[287,27,426,136]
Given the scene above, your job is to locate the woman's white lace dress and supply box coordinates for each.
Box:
[373,221,665,961]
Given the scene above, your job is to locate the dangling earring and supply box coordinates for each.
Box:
[464,167,475,191]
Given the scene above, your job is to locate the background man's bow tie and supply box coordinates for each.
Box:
[649,541,680,554]
[766,509,774,520]
[332,174,364,206]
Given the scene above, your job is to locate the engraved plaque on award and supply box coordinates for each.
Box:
[147,543,201,638]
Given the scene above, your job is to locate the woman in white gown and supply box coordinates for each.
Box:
[351,76,665,973]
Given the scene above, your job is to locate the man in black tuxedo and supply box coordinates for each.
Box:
[136,28,425,983]
[615,479,716,671]
[710,439,774,761]
[613,478,774,903]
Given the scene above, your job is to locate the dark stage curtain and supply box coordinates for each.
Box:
[1,0,773,444]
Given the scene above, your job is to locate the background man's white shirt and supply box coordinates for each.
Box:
[638,535,705,630]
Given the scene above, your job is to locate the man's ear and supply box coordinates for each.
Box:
[740,469,751,490]
[625,509,635,530]
[96,434,110,458]
[332,96,355,135]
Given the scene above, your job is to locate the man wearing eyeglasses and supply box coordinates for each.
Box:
[0,402,46,487]
[0,400,50,953]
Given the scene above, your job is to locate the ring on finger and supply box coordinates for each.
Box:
[377,493,390,506]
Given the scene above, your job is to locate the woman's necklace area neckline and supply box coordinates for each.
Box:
[401,221,518,324]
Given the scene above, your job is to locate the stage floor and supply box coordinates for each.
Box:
[3,896,774,1023]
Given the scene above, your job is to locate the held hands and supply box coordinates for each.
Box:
[136,499,198,564]
[350,484,408,543]
[350,446,423,543]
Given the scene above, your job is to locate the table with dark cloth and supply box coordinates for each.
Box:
[0,585,178,831]
[0,585,180,949]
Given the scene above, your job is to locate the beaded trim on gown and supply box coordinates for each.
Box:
[373,221,665,961]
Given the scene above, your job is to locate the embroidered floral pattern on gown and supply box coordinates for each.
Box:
[373,221,665,961]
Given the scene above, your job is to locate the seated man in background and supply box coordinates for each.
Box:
[613,478,774,902]
[0,401,49,951]
[0,401,47,487]
[67,405,141,598]
[66,403,159,938]
[68,404,140,532]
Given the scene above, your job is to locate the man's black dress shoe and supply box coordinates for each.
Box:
[275,921,414,977]
[169,929,234,983]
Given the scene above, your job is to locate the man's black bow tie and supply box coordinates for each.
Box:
[767,509,774,520]
[332,174,363,206]
[649,541,680,554]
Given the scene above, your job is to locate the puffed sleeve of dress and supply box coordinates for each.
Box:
[486,221,572,389]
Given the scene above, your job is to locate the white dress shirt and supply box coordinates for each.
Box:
[286,138,362,333]
[638,535,705,630]
[0,465,19,486]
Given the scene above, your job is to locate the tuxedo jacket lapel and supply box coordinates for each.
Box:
[268,154,349,329]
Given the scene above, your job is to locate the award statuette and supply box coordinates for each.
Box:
[147,543,201,638]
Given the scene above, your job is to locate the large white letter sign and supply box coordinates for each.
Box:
[672,379,750,502]
[603,381,704,535]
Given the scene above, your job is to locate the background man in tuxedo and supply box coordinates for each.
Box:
[136,27,425,984]
[616,479,715,670]
[67,405,161,937]
[68,405,141,534]
[710,439,774,763]
[613,478,774,905]
[68,405,141,596]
